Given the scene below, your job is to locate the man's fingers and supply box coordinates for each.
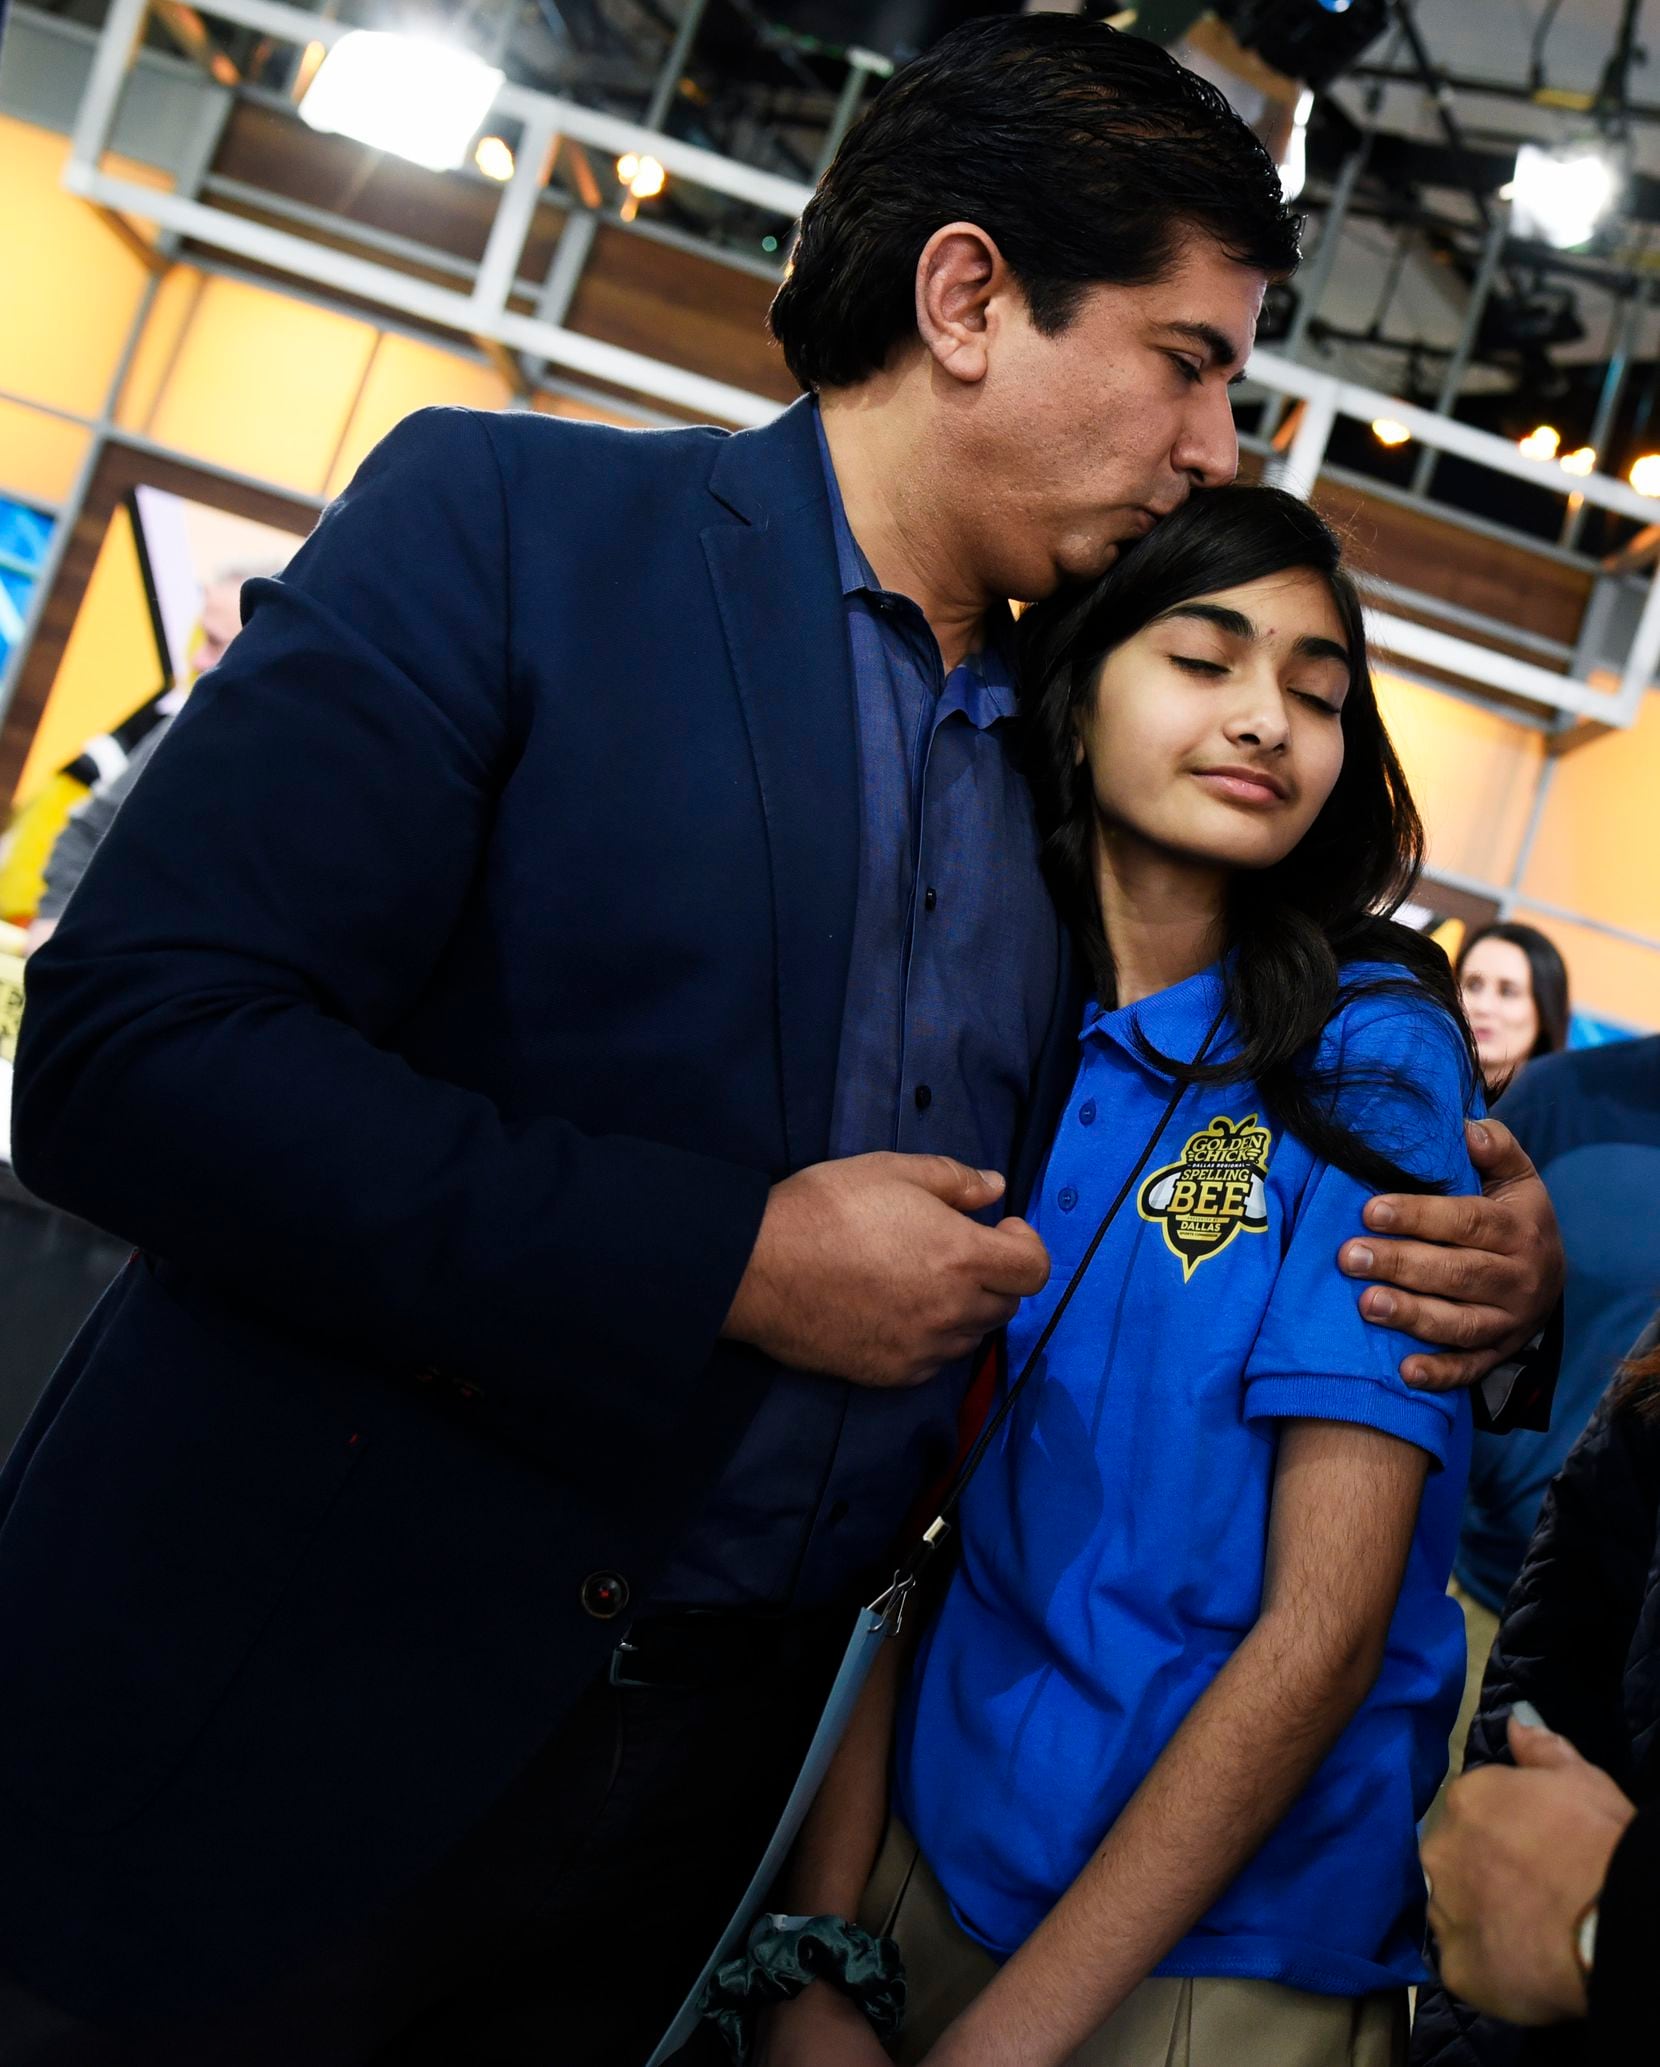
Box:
[1465,1116,1539,1190]
[1397,1346,1500,1393]
[886,1154,1007,1212]
[1352,1271,1517,1349]
[1341,1230,1511,1307]
[1357,1191,1498,1252]
[975,1220,1051,1298]
[1509,1711,1582,1769]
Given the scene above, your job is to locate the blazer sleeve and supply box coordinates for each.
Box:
[11,408,772,1438]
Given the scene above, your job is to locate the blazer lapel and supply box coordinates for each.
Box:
[703,401,860,1175]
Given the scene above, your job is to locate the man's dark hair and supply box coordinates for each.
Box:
[769,15,1302,393]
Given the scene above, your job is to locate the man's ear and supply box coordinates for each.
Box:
[915,222,1009,387]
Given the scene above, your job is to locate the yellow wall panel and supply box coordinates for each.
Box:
[115,264,206,436]
[532,391,646,429]
[146,276,378,495]
[0,399,91,506]
[0,115,172,419]
[1373,670,1545,887]
[325,336,510,497]
[1511,912,1660,1033]
[14,504,162,804]
[1520,686,1660,941]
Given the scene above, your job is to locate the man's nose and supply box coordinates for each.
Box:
[1174,381,1240,490]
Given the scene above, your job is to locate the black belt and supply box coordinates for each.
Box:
[609,1604,852,1692]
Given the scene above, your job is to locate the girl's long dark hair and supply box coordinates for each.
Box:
[1016,482,1478,1197]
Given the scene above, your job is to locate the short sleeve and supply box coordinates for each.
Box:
[1242,992,1480,1465]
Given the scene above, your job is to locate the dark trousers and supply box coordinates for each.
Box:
[0,1613,847,2067]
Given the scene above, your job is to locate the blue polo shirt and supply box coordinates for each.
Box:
[895,960,1478,1996]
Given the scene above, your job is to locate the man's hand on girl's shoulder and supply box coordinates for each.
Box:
[1336,1119,1564,1392]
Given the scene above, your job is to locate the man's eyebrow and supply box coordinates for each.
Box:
[1154,602,1351,670]
[1163,320,1250,385]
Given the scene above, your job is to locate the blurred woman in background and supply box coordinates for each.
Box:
[1457,923,1569,1099]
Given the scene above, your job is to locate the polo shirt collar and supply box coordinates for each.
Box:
[1083,957,1232,1075]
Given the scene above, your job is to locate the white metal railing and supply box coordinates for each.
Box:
[67,0,814,428]
[58,0,1660,731]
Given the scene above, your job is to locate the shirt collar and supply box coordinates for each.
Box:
[813,401,881,599]
[812,404,1018,722]
[1083,958,1232,1073]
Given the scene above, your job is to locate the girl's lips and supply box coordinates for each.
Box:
[1191,768,1288,808]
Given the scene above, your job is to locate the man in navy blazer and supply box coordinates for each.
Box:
[2,18,1562,2064]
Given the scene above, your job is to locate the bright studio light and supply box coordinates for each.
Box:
[616,151,667,200]
[1278,89,1315,204]
[301,32,504,173]
[1560,445,1598,477]
[1631,454,1660,497]
[1518,424,1561,460]
[1371,417,1412,448]
[1510,141,1621,250]
[475,135,515,181]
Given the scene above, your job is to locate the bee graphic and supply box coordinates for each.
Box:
[1138,1114,1272,1280]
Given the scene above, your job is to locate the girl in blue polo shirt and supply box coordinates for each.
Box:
[759,486,1480,2067]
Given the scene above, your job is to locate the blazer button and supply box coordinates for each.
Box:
[581,1571,630,1620]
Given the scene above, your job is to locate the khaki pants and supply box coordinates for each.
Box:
[1421,1579,1501,1838]
[862,1819,1408,2067]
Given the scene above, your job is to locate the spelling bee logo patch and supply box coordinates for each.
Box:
[1137,1113,1272,1281]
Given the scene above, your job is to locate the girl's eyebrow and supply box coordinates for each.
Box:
[1153,601,1351,670]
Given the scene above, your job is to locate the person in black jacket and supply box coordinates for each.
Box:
[1414,1319,1660,2065]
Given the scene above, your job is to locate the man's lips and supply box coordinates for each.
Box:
[1190,764,1290,806]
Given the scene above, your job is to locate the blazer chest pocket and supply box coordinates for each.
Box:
[0,1264,367,1833]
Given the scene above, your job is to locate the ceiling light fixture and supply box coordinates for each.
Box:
[616,151,667,200]
[475,135,515,181]
[301,31,504,174]
[1510,140,1622,250]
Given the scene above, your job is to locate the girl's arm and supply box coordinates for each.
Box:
[921,1418,1430,2067]
[753,1632,909,2066]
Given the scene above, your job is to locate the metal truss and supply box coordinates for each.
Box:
[57,0,1660,732]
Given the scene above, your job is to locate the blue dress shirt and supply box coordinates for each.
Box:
[655,410,1061,1608]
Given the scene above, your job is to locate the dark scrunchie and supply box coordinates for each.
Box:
[697,1911,906,2061]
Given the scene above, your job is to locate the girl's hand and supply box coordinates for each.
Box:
[753,1982,894,2067]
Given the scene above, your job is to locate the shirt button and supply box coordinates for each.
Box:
[914,1084,932,1111]
[580,1571,630,1620]
[924,887,938,912]
[1058,1185,1078,1212]
[1079,1101,1097,1127]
